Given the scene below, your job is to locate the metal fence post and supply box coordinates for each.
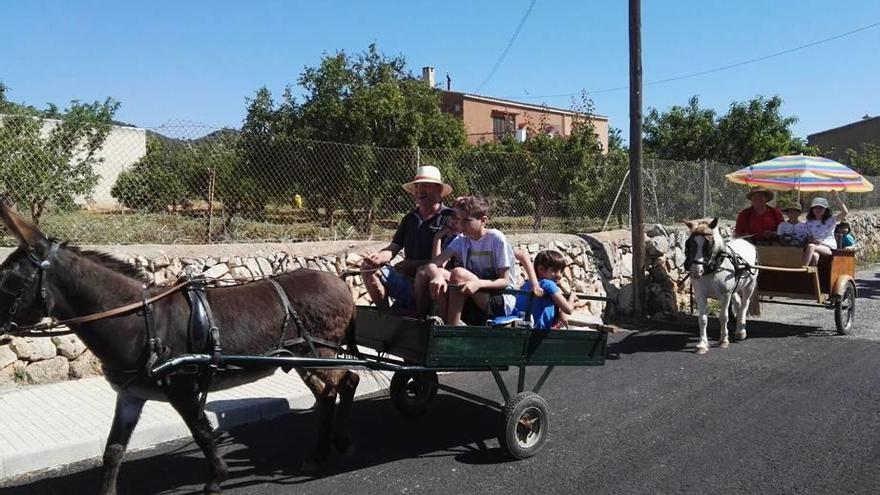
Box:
[702,159,709,218]
[416,146,421,171]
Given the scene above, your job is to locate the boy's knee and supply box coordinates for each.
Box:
[449,267,470,283]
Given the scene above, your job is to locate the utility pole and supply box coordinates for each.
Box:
[629,0,646,317]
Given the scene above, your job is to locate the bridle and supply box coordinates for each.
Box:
[0,241,60,335]
[684,232,721,275]
[0,241,190,338]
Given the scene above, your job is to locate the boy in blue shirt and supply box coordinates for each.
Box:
[515,250,576,330]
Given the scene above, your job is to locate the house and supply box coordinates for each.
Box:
[807,115,880,160]
[421,67,610,149]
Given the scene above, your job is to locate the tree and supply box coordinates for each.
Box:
[0,97,119,223]
[644,96,718,161]
[644,95,814,165]
[715,96,814,165]
[240,44,468,232]
[839,144,880,176]
[461,93,614,230]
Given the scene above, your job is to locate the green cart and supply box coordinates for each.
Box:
[354,306,608,459]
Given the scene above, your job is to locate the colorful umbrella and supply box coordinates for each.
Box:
[725,154,874,192]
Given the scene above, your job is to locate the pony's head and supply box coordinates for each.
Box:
[0,200,59,332]
[684,218,722,279]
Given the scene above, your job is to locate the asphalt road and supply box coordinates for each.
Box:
[5,268,880,495]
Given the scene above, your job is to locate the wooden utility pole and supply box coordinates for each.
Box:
[629,0,646,317]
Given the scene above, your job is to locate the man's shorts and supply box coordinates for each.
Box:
[379,266,414,310]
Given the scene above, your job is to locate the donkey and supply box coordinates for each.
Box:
[684,218,758,354]
[0,202,360,495]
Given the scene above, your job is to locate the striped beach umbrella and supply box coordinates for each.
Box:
[725,154,874,192]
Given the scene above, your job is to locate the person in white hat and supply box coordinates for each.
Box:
[361,165,454,312]
[801,190,848,265]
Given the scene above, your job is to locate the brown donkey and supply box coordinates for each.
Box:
[0,202,359,494]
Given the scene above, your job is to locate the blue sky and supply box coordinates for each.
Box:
[2,0,878,139]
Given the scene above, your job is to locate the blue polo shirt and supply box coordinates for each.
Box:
[392,206,454,261]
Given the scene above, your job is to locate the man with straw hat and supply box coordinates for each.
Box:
[361,165,454,312]
[734,187,783,242]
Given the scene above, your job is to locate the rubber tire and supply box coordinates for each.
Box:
[834,280,856,335]
[389,370,438,417]
[498,392,550,459]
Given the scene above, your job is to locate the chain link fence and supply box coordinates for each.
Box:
[1,116,878,245]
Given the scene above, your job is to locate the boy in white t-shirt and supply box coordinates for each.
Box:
[776,201,806,246]
[427,196,518,325]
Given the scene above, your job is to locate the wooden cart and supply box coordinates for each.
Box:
[755,246,857,334]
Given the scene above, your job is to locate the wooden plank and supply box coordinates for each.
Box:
[755,246,805,268]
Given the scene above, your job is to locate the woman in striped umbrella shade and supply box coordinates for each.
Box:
[802,190,848,266]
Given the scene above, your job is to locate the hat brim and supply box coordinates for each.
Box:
[746,189,774,201]
[403,180,452,197]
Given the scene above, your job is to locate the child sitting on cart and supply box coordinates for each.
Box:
[514,250,577,330]
[416,204,540,318]
[802,191,849,266]
[426,196,520,325]
[776,201,806,246]
[835,221,857,250]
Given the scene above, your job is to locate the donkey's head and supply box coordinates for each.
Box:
[0,200,59,332]
[683,218,723,279]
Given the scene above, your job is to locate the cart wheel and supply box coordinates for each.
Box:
[498,392,549,459]
[834,280,856,335]
[389,371,438,417]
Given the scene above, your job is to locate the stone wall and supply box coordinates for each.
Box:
[2,211,879,389]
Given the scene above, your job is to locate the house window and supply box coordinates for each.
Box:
[492,115,514,139]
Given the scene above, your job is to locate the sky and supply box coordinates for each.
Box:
[1,0,878,140]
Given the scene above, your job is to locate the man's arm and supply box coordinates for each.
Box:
[363,243,401,268]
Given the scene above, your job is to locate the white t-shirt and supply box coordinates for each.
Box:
[777,221,807,243]
[445,229,518,314]
[804,218,838,248]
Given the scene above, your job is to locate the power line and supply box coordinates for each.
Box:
[502,19,880,100]
[476,0,538,93]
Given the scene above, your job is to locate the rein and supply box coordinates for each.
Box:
[4,280,191,337]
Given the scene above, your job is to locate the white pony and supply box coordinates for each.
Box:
[684,218,758,354]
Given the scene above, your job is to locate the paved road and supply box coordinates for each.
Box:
[5,268,880,495]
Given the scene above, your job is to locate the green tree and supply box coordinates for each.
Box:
[644,96,718,161]
[840,144,880,175]
[240,44,468,232]
[0,97,119,223]
[715,96,814,165]
[644,95,814,165]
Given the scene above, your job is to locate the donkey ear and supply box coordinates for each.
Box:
[684,220,694,229]
[709,217,719,229]
[0,198,48,250]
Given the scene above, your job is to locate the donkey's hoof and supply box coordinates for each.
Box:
[719,341,730,349]
[696,346,709,355]
[734,331,747,341]
[203,482,222,495]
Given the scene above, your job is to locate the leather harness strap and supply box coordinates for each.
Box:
[267,278,339,356]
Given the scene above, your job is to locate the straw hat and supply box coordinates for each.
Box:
[746,187,774,201]
[402,165,452,197]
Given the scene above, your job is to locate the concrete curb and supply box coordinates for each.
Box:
[0,369,392,483]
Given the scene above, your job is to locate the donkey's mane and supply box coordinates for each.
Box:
[689,222,714,236]
[63,242,150,283]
